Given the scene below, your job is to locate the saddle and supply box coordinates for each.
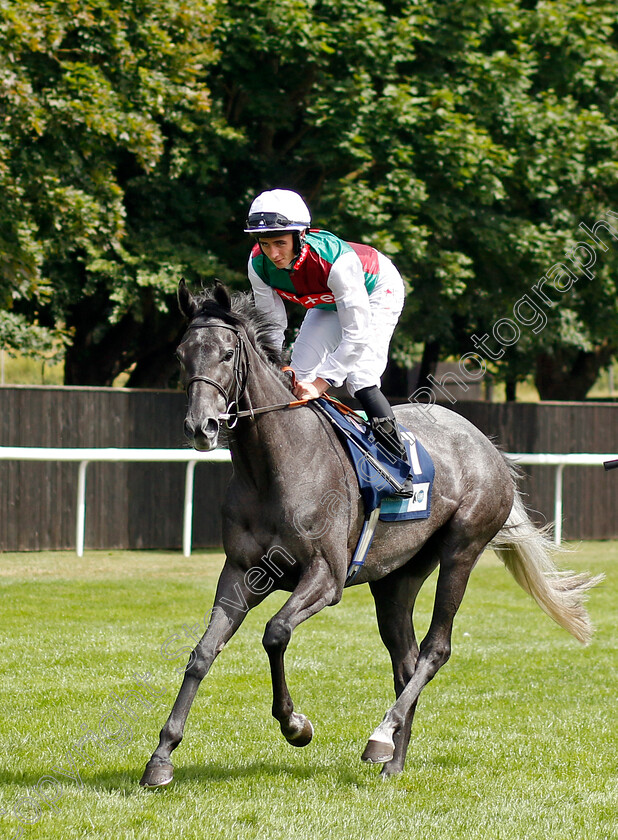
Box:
[312,398,435,583]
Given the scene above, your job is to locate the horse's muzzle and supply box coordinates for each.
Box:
[184,417,219,451]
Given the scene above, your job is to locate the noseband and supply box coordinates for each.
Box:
[181,319,338,427]
[183,322,249,428]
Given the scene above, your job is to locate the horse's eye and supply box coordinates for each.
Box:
[223,350,234,362]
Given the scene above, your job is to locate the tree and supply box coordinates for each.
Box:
[1,0,219,384]
[315,0,618,400]
[2,0,618,397]
[192,0,618,400]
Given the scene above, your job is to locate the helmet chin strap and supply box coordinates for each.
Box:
[293,229,306,256]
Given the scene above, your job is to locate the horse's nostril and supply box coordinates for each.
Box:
[185,417,219,441]
[202,419,219,438]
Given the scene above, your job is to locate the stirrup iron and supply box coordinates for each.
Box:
[370,416,416,497]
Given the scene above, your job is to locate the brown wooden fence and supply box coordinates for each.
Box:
[450,401,618,540]
[0,385,231,551]
[0,386,616,551]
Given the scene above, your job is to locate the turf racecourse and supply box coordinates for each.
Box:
[0,544,615,840]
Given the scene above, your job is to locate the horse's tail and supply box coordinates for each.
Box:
[490,474,604,646]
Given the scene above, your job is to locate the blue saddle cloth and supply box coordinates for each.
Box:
[315,399,435,521]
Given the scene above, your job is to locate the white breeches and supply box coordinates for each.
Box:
[291,254,405,395]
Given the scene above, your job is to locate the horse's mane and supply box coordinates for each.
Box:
[188,288,287,374]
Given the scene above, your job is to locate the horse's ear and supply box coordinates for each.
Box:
[213,279,232,312]
[178,278,198,319]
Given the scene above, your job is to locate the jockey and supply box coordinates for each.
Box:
[245,188,414,494]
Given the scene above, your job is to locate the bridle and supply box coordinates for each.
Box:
[182,319,309,429]
[183,321,250,429]
[182,318,363,429]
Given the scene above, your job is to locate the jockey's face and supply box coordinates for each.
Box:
[258,234,296,269]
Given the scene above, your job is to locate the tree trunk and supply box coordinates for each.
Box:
[381,358,410,399]
[534,343,615,401]
[126,343,182,389]
[414,340,441,392]
[64,311,137,386]
[64,290,184,387]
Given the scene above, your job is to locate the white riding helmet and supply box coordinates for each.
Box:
[244,189,311,234]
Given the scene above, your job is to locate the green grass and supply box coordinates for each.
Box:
[0,351,64,386]
[0,544,616,840]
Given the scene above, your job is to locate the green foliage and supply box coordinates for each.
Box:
[0,310,56,355]
[201,0,618,395]
[0,0,219,380]
[2,0,618,392]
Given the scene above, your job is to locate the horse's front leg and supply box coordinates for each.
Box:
[140,561,266,787]
[262,558,341,747]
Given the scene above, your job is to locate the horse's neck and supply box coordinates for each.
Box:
[230,343,332,489]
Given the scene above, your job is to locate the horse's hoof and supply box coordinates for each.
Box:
[361,738,395,764]
[284,714,314,747]
[140,759,174,788]
[380,762,402,779]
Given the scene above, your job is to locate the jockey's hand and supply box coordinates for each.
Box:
[293,377,330,400]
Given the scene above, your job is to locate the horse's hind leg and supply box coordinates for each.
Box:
[262,557,341,746]
[363,525,492,769]
[368,550,439,776]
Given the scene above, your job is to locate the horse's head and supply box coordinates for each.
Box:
[177,280,247,451]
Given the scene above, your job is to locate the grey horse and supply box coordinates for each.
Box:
[140,281,601,787]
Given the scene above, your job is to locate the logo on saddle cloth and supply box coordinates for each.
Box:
[316,400,435,522]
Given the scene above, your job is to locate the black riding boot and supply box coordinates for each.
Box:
[355,386,416,497]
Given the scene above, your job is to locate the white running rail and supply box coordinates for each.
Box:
[0,448,616,554]
[507,453,618,544]
[0,447,230,557]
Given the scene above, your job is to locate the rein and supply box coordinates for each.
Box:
[183,320,365,427]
